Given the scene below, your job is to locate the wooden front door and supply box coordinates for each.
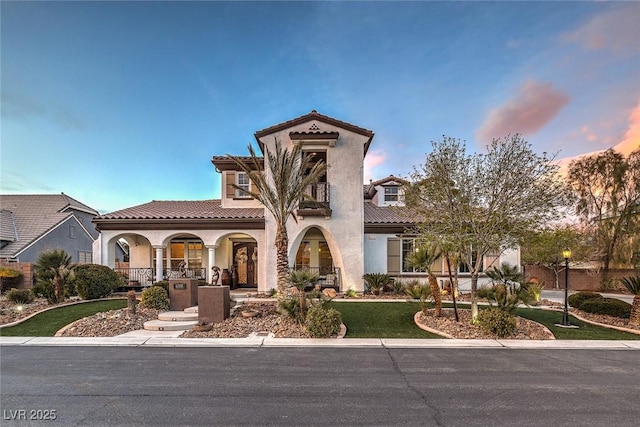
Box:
[233,242,257,287]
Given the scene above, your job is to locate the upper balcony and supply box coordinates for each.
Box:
[297,182,331,218]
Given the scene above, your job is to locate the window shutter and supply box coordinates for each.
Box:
[387,238,401,275]
[226,172,235,198]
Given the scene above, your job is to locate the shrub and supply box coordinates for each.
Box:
[32,280,57,304]
[527,281,545,303]
[363,273,393,295]
[567,291,602,309]
[6,288,35,305]
[72,264,122,300]
[277,291,305,324]
[305,305,342,338]
[580,298,631,319]
[0,267,22,292]
[404,280,431,314]
[477,307,517,338]
[345,288,358,298]
[34,249,75,303]
[140,286,169,310]
[153,281,170,292]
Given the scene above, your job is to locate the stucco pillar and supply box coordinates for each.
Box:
[154,246,164,283]
[206,245,218,283]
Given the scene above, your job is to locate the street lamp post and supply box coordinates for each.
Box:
[561,248,572,326]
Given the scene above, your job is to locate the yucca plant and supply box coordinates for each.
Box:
[34,249,76,303]
[619,276,640,326]
[286,269,319,321]
[481,262,532,313]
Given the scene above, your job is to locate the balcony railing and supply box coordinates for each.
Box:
[291,266,341,290]
[298,182,331,216]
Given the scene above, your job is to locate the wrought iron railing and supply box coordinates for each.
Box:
[299,182,330,210]
[291,266,341,290]
[114,267,206,288]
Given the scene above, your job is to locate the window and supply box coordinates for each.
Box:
[401,238,427,273]
[69,225,76,239]
[235,172,250,198]
[78,251,92,264]
[384,186,398,202]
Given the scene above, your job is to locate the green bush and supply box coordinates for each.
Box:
[580,298,631,319]
[72,264,122,300]
[567,291,602,309]
[277,292,305,323]
[477,307,517,338]
[153,281,169,292]
[140,286,169,310]
[31,280,57,304]
[305,305,342,338]
[0,267,22,292]
[363,273,393,295]
[6,288,35,305]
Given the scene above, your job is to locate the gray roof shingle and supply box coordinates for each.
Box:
[0,194,98,258]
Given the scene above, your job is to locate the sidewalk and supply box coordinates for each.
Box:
[1,335,639,349]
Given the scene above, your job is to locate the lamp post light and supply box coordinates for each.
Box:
[561,248,572,327]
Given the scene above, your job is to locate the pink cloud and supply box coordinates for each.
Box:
[563,5,640,55]
[556,99,640,174]
[476,80,570,143]
[363,149,386,183]
[614,101,640,156]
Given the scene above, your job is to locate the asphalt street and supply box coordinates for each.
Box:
[1,346,639,426]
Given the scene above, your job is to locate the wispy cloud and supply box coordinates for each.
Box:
[563,4,640,56]
[476,80,570,143]
[1,89,87,131]
[363,149,386,183]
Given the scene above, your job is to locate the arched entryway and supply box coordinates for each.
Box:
[293,227,340,289]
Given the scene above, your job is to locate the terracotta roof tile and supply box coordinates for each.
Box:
[97,200,264,220]
[364,203,418,224]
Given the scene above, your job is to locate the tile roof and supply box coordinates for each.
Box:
[254,110,374,154]
[96,200,264,220]
[0,194,98,258]
[363,202,418,224]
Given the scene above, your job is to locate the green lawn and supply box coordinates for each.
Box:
[330,302,440,338]
[0,299,127,337]
[331,301,640,340]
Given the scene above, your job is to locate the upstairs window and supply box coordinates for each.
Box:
[235,172,251,198]
[384,186,399,202]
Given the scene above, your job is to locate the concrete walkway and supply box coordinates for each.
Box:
[1,335,639,349]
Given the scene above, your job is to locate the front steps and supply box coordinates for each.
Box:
[144,307,198,332]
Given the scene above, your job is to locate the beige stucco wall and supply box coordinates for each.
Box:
[257,120,369,291]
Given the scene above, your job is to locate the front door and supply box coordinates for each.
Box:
[233,242,257,287]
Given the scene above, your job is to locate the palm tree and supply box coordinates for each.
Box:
[34,249,75,303]
[227,139,326,293]
[619,276,640,326]
[406,243,443,316]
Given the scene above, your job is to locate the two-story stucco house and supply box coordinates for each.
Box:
[93,111,518,291]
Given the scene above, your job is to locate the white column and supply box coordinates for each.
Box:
[206,245,217,283]
[154,246,164,283]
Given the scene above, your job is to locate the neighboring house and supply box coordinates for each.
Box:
[0,193,99,264]
[93,111,518,291]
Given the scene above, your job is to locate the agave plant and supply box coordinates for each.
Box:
[619,276,640,326]
[362,273,393,295]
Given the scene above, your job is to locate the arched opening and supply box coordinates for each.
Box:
[215,232,259,289]
[293,227,340,289]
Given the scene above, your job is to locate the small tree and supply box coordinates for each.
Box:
[520,225,591,289]
[404,135,566,320]
[405,243,443,316]
[34,249,75,303]
[567,148,640,284]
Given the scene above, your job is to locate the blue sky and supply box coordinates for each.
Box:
[2,1,639,213]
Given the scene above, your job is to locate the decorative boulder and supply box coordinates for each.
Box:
[323,288,337,299]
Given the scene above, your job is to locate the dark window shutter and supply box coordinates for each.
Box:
[387,238,401,275]
[226,172,235,198]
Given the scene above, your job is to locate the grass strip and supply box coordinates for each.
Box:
[0,299,127,337]
[514,307,640,340]
[330,302,440,338]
